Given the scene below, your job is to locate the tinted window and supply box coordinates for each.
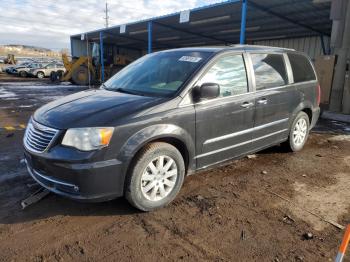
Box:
[104,51,211,97]
[288,53,316,83]
[200,55,248,97]
[251,53,288,90]
[31,63,41,68]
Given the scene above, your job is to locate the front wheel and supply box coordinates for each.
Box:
[125,142,185,211]
[19,71,27,77]
[284,111,310,152]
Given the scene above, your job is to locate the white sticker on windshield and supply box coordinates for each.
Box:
[179,56,202,63]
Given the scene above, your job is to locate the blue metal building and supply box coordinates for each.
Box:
[70,0,332,60]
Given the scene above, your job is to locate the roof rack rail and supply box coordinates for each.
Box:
[230,44,296,51]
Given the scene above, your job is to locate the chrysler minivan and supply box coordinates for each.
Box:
[23,45,320,211]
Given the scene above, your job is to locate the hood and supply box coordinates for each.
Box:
[34,89,165,129]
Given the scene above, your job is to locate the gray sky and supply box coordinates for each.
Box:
[0,0,222,50]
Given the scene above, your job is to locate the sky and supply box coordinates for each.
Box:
[0,0,223,50]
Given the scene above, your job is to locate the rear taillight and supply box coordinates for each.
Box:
[316,84,321,106]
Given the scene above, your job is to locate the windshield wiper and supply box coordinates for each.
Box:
[103,85,145,96]
[115,88,144,96]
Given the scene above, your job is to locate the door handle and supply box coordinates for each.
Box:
[241,101,254,108]
[257,98,268,105]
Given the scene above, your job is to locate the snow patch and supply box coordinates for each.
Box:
[0,87,17,98]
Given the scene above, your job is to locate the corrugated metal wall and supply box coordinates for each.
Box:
[71,38,142,60]
[71,38,90,57]
[71,36,330,61]
[253,36,330,61]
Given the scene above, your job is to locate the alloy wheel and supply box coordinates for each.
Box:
[141,155,178,201]
[293,118,307,146]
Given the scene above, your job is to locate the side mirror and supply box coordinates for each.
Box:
[197,83,220,100]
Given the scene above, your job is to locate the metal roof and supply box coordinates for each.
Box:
[71,0,332,51]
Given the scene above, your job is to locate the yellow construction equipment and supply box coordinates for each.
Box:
[60,54,96,85]
[52,53,133,85]
[4,54,16,64]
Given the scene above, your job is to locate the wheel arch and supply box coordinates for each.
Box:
[36,71,45,77]
[118,124,195,180]
[301,108,312,124]
[289,102,313,129]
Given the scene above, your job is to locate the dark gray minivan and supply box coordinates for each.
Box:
[23,45,320,211]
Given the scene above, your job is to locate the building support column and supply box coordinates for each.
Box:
[240,0,247,44]
[99,31,105,83]
[86,34,91,88]
[148,21,153,54]
[329,0,350,113]
[320,35,327,55]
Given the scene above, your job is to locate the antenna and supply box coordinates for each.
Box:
[104,2,109,28]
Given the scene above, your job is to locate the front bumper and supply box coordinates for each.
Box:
[24,149,126,202]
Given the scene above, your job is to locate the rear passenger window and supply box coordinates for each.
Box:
[251,53,288,90]
[200,55,248,97]
[288,53,316,83]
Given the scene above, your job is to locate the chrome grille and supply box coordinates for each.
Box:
[24,120,58,153]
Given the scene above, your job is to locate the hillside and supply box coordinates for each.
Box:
[0,45,61,58]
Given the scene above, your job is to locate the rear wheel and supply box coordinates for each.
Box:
[284,111,310,152]
[37,71,45,79]
[125,142,185,211]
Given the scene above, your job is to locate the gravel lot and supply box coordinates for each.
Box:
[0,75,349,262]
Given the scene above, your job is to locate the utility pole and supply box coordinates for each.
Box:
[104,2,109,28]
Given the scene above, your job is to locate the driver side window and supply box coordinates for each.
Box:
[200,54,248,97]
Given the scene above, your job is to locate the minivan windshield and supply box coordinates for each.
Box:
[103,50,212,97]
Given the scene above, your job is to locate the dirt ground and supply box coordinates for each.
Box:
[0,73,350,262]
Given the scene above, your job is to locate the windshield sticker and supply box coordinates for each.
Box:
[179,56,202,63]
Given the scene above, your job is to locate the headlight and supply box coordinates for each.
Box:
[62,127,114,151]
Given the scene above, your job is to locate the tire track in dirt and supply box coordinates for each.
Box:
[133,213,219,261]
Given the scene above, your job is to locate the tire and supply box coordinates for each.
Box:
[71,65,94,85]
[19,71,27,77]
[37,71,45,79]
[125,142,185,211]
[284,111,310,152]
[56,70,64,81]
[50,71,57,82]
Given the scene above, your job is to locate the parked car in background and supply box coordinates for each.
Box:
[29,63,66,78]
[14,63,47,77]
[5,62,32,74]
[23,46,320,211]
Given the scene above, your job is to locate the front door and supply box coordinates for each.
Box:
[194,53,255,169]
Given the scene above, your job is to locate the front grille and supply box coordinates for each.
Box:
[24,119,58,153]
